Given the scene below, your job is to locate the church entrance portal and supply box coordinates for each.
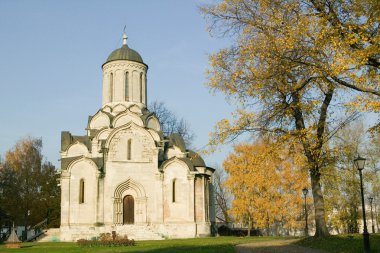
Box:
[123,195,134,224]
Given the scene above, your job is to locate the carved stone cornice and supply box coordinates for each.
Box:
[103,62,147,71]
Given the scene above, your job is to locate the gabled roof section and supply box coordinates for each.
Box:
[140,111,155,125]
[61,156,103,172]
[61,156,82,171]
[61,132,91,152]
[169,133,186,152]
[159,156,196,172]
[188,150,206,167]
[88,109,113,130]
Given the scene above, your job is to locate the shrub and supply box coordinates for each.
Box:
[217,225,262,237]
[77,232,135,247]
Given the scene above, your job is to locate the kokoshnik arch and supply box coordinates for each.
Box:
[59,34,215,241]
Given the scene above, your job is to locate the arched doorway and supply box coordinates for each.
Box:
[123,195,134,224]
[113,178,147,225]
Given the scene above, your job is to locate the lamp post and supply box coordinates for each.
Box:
[302,188,309,236]
[368,197,375,234]
[354,156,370,253]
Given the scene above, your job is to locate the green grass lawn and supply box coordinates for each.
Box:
[0,236,283,253]
[297,233,380,253]
[1,234,379,253]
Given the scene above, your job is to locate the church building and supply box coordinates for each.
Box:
[59,34,215,241]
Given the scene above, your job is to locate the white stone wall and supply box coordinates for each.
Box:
[102,61,147,107]
[68,159,98,225]
[162,160,194,223]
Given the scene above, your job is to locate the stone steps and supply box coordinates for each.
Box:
[60,225,165,241]
[37,228,61,242]
[115,225,164,240]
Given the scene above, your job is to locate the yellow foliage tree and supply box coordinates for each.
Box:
[223,140,309,235]
[201,0,379,237]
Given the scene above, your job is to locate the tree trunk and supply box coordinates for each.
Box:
[292,90,332,238]
[310,168,330,237]
[247,216,251,237]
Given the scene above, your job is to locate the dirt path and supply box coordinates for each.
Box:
[235,239,329,253]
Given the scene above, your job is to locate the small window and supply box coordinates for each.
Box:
[127,139,132,160]
[125,72,129,101]
[109,73,114,102]
[140,73,143,102]
[79,179,85,204]
[172,179,176,203]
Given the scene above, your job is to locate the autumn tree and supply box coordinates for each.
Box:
[201,0,379,237]
[0,137,60,238]
[149,101,195,146]
[223,140,308,236]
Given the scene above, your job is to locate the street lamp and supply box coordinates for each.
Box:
[368,197,375,234]
[302,188,309,236]
[354,156,370,253]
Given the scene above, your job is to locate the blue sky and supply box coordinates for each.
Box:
[0,0,234,167]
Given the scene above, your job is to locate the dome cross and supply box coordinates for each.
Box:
[122,32,128,46]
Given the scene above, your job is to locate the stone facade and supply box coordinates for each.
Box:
[59,35,215,241]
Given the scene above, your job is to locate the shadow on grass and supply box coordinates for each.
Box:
[234,239,330,253]
[20,245,34,248]
[297,234,380,253]
[120,244,236,253]
[237,244,329,253]
[0,237,297,253]
[0,241,236,253]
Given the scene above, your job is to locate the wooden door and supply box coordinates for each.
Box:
[123,195,134,224]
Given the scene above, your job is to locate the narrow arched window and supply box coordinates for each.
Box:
[79,179,85,204]
[109,73,114,102]
[125,72,129,101]
[145,75,147,104]
[172,179,176,203]
[127,139,132,160]
[140,73,143,102]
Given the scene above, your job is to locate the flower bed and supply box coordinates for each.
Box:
[77,233,135,247]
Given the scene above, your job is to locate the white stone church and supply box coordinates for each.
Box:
[59,34,215,241]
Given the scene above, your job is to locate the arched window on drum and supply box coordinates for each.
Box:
[109,73,114,102]
[125,71,129,101]
[139,72,143,102]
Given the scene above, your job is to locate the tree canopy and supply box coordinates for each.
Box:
[223,140,309,235]
[0,137,60,234]
[201,0,379,237]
